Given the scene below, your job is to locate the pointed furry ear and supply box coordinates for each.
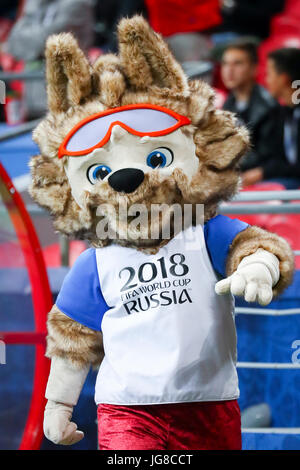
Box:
[45,33,92,113]
[117,15,189,93]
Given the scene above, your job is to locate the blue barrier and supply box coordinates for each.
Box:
[242,432,300,450]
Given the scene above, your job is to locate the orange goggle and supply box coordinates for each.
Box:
[58,104,191,158]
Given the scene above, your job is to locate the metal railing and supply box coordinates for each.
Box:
[0,64,212,83]
[220,190,300,214]
[0,119,41,141]
[0,70,44,82]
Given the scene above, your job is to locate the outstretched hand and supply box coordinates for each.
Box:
[215,262,273,306]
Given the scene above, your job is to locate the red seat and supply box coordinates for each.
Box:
[271,15,300,37]
[145,0,221,36]
[242,182,286,192]
[88,47,103,64]
[214,88,227,109]
[227,185,300,266]
[270,0,300,36]
[284,0,300,17]
[264,216,300,268]
[229,183,286,227]
[42,240,86,267]
[0,241,24,267]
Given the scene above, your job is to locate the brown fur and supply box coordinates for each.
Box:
[46,304,104,369]
[93,53,126,107]
[227,226,295,296]
[30,17,249,247]
[117,15,189,93]
[45,33,93,114]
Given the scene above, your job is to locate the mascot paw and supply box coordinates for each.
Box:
[44,400,84,446]
[215,249,280,306]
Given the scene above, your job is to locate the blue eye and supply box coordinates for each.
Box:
[146,147,173,169]
[87,164,112,184]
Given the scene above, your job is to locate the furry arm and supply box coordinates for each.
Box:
[44,304,104,445]
[226,226,294,296]
[46,304,104,368]
[215,226,294,304]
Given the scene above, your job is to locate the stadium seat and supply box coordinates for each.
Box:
[270,0,300,36]
[264,215,300,268]
[271,15,300,37]
[0,241,24,267]
[284,0,300,17]
[88,47,103,64]
[42,240,86,268]
[214,88,227,109]
[232,185,300,269]
[145,0,221,37]
[228,182,286,227]
[242,182,286,192]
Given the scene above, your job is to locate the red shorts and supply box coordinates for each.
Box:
[97,400,241,450]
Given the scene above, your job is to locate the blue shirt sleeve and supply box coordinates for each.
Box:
[56,248,109,331]
[204,215,249,277]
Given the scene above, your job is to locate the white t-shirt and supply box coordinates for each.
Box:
[94,224,238,405]
[56,215,249,405]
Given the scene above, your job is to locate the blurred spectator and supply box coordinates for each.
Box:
[4,0,94,60]
[3,0,94,119]
[215,0,284,43]
[221,40,279,186]
[263,48,300,189]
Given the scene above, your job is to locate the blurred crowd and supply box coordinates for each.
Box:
[0,0,300,189]
[222,41,300,189]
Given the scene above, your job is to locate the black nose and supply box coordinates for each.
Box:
[108,168,144,193]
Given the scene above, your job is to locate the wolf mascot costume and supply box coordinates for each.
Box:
[29,16,294,450]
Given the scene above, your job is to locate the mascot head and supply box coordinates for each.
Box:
[30,16,249,252]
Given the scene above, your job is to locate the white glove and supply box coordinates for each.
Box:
[44,400,84,445]
[215,248,280,306]
[43,356,89,446]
